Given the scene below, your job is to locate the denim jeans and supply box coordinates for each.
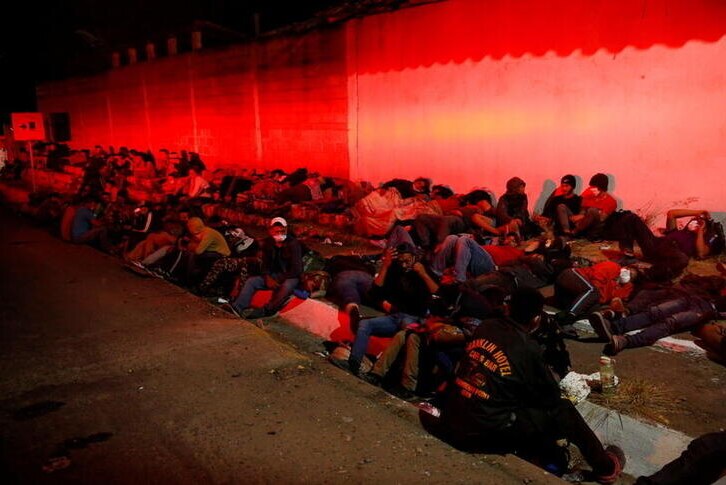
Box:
[232,274,299,313]
[614,296,715,349]
[386,224,416,250]
[329,270,374,307]
[431,235,496,282]
[350,312,419,365]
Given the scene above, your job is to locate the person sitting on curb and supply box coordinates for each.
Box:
[332,243,438,376]
[422,288,626,484]
[71,197,113,253]
[588,294,726,355]
[229,217,302,319]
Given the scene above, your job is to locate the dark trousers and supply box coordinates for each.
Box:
[555,268,601,316]
[636,431,726,485]
[606,212,689,280]
[185,251,223,285]
[413,214,465,250]
[424,399,612,476]
[329,270,374,307]
[614,296,715,349]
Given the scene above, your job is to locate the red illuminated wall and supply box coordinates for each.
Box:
[347,0,726,220]
[37,28,349,177]
[38,0,726,218]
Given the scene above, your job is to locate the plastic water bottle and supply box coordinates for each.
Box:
[600,356,616,396]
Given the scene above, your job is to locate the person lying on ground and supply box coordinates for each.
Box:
[423,288,626,484]
[588,294,726,356]
[229,217,302,319]
[553,260,635,335]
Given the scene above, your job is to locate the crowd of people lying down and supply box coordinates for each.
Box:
[8,143,726,484]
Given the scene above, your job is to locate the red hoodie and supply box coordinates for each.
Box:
[575,261,633,303]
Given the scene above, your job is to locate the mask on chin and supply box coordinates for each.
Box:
[273,234,287,243]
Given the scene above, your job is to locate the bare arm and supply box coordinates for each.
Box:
[666,209,709,231]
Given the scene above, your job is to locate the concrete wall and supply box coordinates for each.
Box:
[347,0,726,221]
[37,0,726,218]
[37,28,349,177]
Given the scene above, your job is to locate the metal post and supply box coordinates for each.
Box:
[27,140,36,192]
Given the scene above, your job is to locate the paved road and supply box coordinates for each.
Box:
[0,209,558,484]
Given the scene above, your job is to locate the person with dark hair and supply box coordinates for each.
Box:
[603,209,714,281]
[588,294,726,355]
[460,189,509,236]
[496,177,542,239]
[571,173,617,239]
[71,197,112,252]
[229,217,302,319]
[332,243,439,376]
[426,287,626,484]
[540,174,582,235]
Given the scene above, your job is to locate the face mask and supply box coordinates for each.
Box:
[273,234,287,242]
[618,268,631,285]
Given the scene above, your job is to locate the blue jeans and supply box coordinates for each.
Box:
[614,296,715,349]
[232,274,299,313]
[330,270,374,307]
[350,312,419,365]
[432,235,496,282]
[386,225,416,249]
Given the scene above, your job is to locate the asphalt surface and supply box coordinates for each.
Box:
[0,209,560,484]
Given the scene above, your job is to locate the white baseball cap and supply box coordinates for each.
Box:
[269,217,288,227]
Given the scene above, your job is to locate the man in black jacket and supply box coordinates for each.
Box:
[427,288,625,483]
[231,217,302,318]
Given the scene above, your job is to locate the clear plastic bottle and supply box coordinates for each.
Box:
[600,356,616,396]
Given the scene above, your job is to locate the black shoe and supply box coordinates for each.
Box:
[247,307,278,319]
[389,385,417,402]
[588,312,614,342]
[348,306,362,334]
[330,358,361,377]
[360,372,382,387]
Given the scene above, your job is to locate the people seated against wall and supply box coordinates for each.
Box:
[183,167,210,199]
[125,221,183,265]
[229,217,302,319]
[71,197,112,252]
[424,288,626,484]
[459,189,509,237]
[570,173,617,240]
[496,177,542,239]
[539,174,582,236]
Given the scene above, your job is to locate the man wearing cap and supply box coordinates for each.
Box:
[571,173,617,239]
[540,174,582,236]
[230,217,302,319]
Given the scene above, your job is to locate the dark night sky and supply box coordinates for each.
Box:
[0,0,342,125]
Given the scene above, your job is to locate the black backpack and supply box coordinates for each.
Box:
[704,218,725,255]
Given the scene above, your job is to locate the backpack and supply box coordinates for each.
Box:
[703,218,725,255]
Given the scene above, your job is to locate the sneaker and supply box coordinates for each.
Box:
[360,372,382,387]
[588,312,614,342]
[603,335,628,356]
[221,302,243,318]
[330,358,360,376]
[246,307,277,319]
[596,445,626,484]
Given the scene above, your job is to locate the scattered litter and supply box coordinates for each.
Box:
[342,416,354,423]
[314,351,329,358]
[559,372,591,404]
[137,386,144,391]
[217,297,229,304]
[42,456,71,473]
